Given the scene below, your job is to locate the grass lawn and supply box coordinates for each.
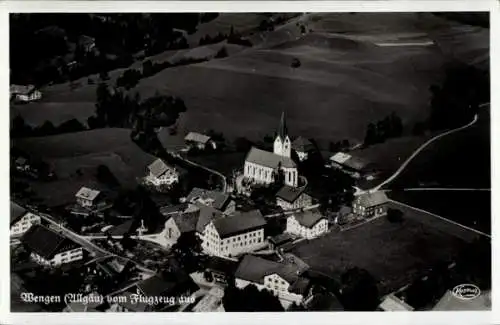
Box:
[290,203,479,294]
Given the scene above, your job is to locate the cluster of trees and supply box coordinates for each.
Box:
[339,267,380,311]
[223,283,284,311]
[116,68,142,90]
[11,116,87,138]
[363,112,403,146]
[170,232,206,273]
[258,15,293,32]
[328,139,350,153]
[198,26,252,47]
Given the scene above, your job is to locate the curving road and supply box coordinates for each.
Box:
[172,153,228,193]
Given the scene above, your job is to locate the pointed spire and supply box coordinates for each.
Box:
[278,110,288,141]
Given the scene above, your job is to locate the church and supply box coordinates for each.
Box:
[244,112,299,187]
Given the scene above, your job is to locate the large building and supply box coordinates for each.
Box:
[234,255,312,308]
[10,202,41,238]
[275,185,312,211]
[353,191,388,218]
[286,209,328,239]
[201,210,267,257]
[244,111,299,187]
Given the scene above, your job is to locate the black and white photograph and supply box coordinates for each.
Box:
[6,7,492,317]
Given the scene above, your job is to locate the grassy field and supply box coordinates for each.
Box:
[12,128,156,207]
[290,202,479,294]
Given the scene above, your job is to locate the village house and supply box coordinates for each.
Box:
[234,254,313,308]
[14,157,30,172]
[145,158,179,187]
[329,151,374,179]
[75,186,101,208]
[267,233,295,251]
[352,191,389,218]
[21,224,85,267]
[163,210,200,243]
[204,256,240,285]
[244,112,299,188]
[292,136,315,162]
[64,293,106,312]
[80,256,135,293]
[10,201,41,238]
[276,185,312,211]
[184,187,236,215]
[184,132,217,150]
[10,84,42,102]
[286,209,328,239]
[201,210,267,257]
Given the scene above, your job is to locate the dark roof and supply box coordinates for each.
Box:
[292,136,314,152]
[185,187,231,211]
[235,255,304,286]
[11,201,27,224]
[137,270,199,298]
[170,211,199,234]
[160,203,189,216]
[288,277,311,295]
[268,233,294,246]
[206,256,239,274]
[338,206,352,217]
[147,159,171,178]
[308,292,345,311]
[212,210,266,239]
[195,203,223,233]
[21,224,80,259]
[277,111,288,142]
[108,219,135,236]
[355,191,388,208]
[290,210,326,228]
[282,253,310,273]
[276,185,307,203]
[245,147,296,169]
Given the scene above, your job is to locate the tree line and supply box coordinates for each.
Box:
[363,112,403,147]
[198,26,253,47]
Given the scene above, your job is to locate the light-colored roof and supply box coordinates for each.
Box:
[212,210,266,239]
[185,187,231,211]
[379,294,414,311]
[355,191,388,208]
[75,187,100,201]
[185,132,211,144]
[290,210,326,228]
[433,290,491,311]
[147,158,172,178]
[245,147,296,169]
[10,84,36,95]
[330,152,351,164]
[330,152,368,171]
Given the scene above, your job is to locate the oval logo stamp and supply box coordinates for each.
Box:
[452,284,481,300]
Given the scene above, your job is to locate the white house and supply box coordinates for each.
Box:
[21,224,84,267]
[292,136,314,162]
[75,187,101,208]
[234,254,312,308]
[184,187,235,215]
[185,132,216,150]
[276,185,312,211]
[10,84,42,102]
[378,294,414,311]
[10,202,41,238]
[145,158,179,187]
[353,191,388,218]
[201,210,267,257]
[286,210,328,239]
[244,111,299,188]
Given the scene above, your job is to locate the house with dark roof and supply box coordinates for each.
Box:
[234,255,313,308]
[163,210,200,242]
[353,191,389,218]
[145,158,179,187]
[286,209,328,239]
[268,233,296,251]
[204,256,240,285]
[80,256,135,294]
[10,201,41,237]
[329,152,375,179]
[292,136,315,161]
[184,187,235,215]
[184,132,216,150]
[202,210,267,257]
[10,84,42,102]
[21,224,85,267]
[276,185,312,211]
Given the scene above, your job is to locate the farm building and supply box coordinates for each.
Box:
[276,185,312,211]
[14,157,29,172]
[184,187,235,215]
[10,84,42,102]
[21,224,85,267]
[204,256,240,285]
[329,152,375,179]
[352,191,388,218]
[268,233,295,251]
[234,254,313,309]
[286,210,328,239]
[201,209,267,257]
[10,201,41,238]
[244,111,299,188]
[145,158,179,187]
[292,136,315,161]
[184,132,216,150]
[75,187,101,208]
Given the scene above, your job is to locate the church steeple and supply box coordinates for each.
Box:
[278,110,288,141]
[274,110,291,158]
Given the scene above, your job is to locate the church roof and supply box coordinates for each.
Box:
[277,111,288,142]
[245,147,296,169]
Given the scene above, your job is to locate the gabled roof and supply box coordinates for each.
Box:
[355,191,388,208]
[137,270,199,298]
[147,158,172,178]
[185,132,211,144]
[269,233,295,246]
[212,210,266,239]
[276,185,308,203]
[185,187,231,211]
[292,136,314,152]
[195,203,223,233]
[235,255,304,286]
[290,210,326,228]
[11,201,27,225]
[245,147,296,169]
[379,294,414,311]
[75,187,100,201]
[206,256,239,274]
[170,211,199,234]
[10,84,36,95]
[21,224,80,259]
[330,152,368,172]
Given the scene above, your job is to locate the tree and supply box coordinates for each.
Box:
[96,164,120,187]
[57,118,86,133]
[223,284,284,311]
[291,58,301,68]
[99,70,109,81]
[35,121,57,136]
[363,123,377,146]
[234,137,253,152]
[386,208,404,223]
[339,267,380,311]
[142,60,153,77]
[11,115,32,138]
[171,232,205,273]
[215,46,228,59]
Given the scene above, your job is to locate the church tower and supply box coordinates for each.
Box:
[273,111,291,158]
